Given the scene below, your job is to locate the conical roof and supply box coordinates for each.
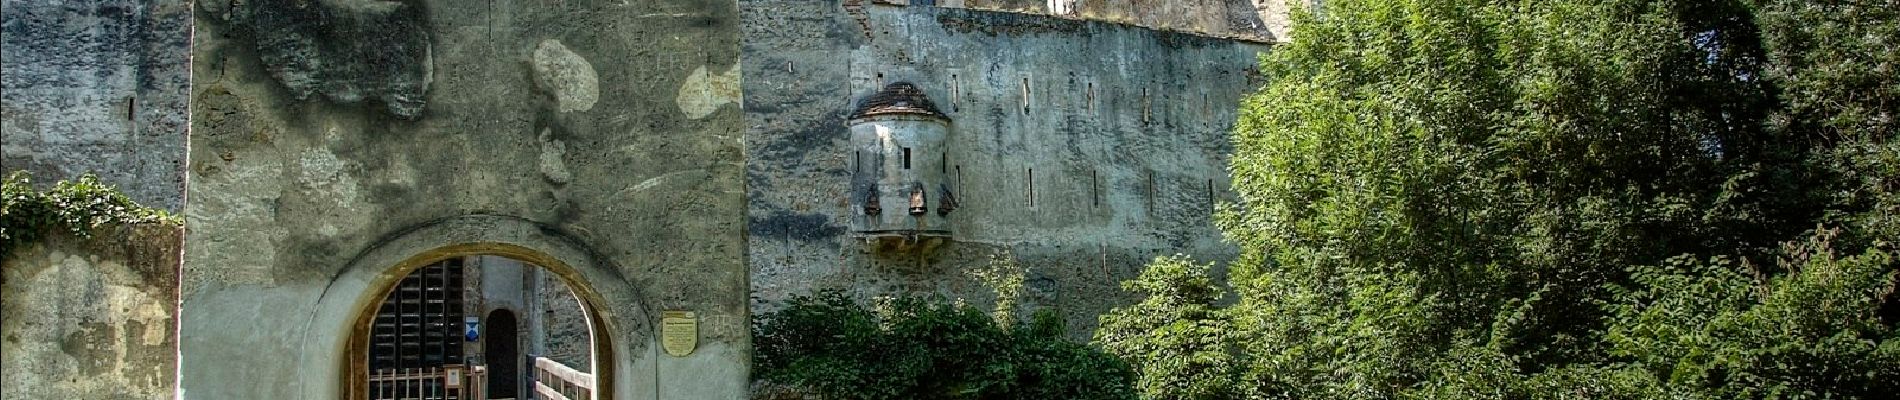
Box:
[848,82,948,121]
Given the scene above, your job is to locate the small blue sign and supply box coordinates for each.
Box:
[465,317,480,342]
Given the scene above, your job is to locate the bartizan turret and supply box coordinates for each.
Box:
[848,82,956,255]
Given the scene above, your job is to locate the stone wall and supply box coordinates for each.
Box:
[181,0,749,398]
[1,225,182,399]
[0,0,192,211]
[935,0,1301,42]
[531,267,594,373]
[742,3,1264,336]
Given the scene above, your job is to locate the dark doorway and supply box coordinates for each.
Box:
[486,309,520,398]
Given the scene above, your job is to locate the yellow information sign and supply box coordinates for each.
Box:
[661,311,697,357]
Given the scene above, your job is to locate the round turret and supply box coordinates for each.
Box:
[847,82,956,254]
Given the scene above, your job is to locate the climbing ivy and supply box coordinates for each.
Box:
[1,171,178,252]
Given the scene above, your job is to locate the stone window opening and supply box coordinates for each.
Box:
[951,74,961,112]
[1091,169,1100,208]
[938,183,959,216]
[903,147,912,170]
[1086,82,1095,113]
[1020,77,1032,115]
[909,183,928,215]
[1027,168,1036,207]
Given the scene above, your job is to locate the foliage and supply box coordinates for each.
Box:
[1101,0,1900,398]
[1600,229,1899,398]
[1,171,178,252]
[1096,256,1239,400]
[970,250,1029,329]
[753,290,1136,400]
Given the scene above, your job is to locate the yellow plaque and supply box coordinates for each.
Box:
[662,311,698,357]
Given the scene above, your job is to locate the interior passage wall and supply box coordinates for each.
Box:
[1,225,182,400]
[0,0,192,211]
[531,267,594,373]
[742,3,1266,336]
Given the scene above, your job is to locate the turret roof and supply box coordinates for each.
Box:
[848,82,948,121]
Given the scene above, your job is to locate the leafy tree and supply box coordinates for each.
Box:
[1103,0,1899,398]
[1096,256,1240,400]
[1601,229,1899,398]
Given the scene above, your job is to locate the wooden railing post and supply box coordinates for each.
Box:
[531,356,594,400]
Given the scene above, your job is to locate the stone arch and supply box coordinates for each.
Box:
[294,214,657,400]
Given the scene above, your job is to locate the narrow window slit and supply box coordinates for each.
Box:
[1021,77,1032,115]
[1028,168,1036,207]
[1206,179,1215,206]
[903,148,912,170]
[952,74,961,112]
[1086,82,1095,112]
[1145,171,1156,213]
[956,165,963,194]
[1091,170,1100,208]
[1142,88,1152,124]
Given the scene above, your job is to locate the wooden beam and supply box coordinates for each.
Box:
[535,381,572,400]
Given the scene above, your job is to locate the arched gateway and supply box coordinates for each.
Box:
[301,215,658,399]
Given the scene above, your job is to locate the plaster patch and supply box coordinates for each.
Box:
[538,129,572,184]
[676,63,741,120]
[294,149,361,203]
[532,39,601,113]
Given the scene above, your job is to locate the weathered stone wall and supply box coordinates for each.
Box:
[933,0,1302,42]
[531,267,594,373]
[1,225,182,400]
[0,0,192,211]
[181,0,748,398]
[742,3,1264,336]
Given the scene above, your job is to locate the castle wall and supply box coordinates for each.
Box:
[942,0,1298,42]
[0,0,191,211]
[1,225,181,400]
[180,1,748,398]
[742,3,1265,336]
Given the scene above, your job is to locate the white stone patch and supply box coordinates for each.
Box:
[532,39,600,113]
[538,128,572,184]
[676,63,741,119]
[295,149,349,191]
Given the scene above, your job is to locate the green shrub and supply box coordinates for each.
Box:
[1,172,177,251]
[753,290,1136,400]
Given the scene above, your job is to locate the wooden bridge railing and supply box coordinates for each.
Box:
[368,365,486,400]
[532,357,595,400]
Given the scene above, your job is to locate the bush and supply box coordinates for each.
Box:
[1,172,177,251]
[753,290,1136,400]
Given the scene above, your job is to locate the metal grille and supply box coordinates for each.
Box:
[369,258,467,397]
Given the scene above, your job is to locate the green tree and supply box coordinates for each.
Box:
[1096,256,1240,400]
[1104,0,1900,397]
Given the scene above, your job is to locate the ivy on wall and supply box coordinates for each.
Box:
[1,172,178,252]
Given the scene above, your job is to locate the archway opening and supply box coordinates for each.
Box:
[350,253,608,400]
